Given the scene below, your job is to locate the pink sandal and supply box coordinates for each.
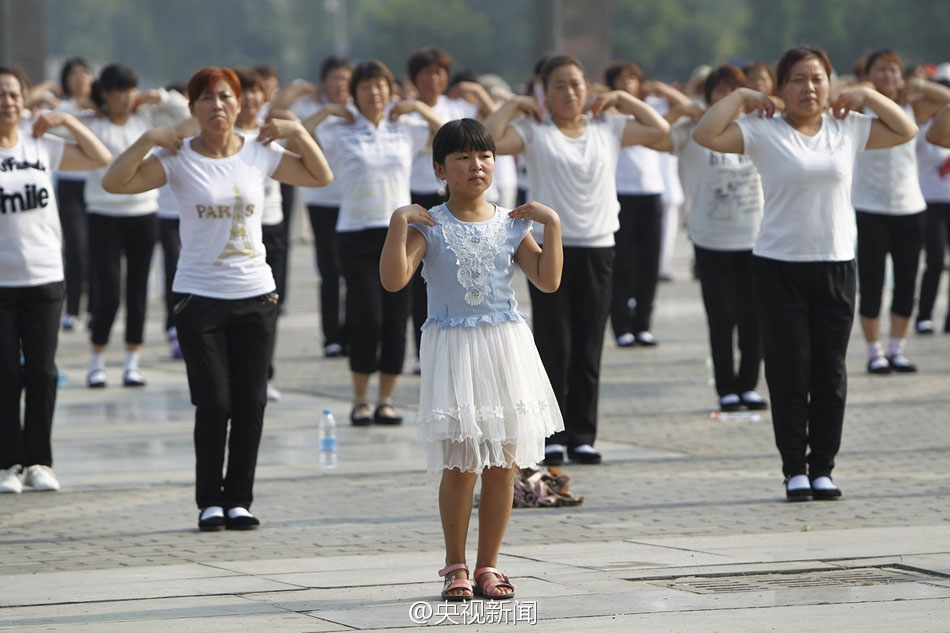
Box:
[439,563,474,601]
[473,567,515,600]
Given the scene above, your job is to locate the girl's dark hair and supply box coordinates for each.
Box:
[775,46,833,88]
[407,47,452,84]
[432,118,496,165]
[741,60,776,93]
[232,66,264,92]
[60,57,91,96]
[865,48,903,75]
[541,55,585,89]
[704,65,749,104]
[349,60,394,110]
[603,60,643,90]
[320,55,351,82]
[0,65,26,93]
[91,63,139,111]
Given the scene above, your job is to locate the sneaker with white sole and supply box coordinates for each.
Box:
[915,320,934,334]
[123,368,146,387]
[22,465,60,491]
[266,383,281,401]
[87,368,107,388]
[0,466,23,493]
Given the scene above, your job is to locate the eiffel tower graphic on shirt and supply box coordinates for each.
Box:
[215,185,257,265]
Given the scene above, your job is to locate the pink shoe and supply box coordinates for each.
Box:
[439,563,473,601]
[473,567,515,600]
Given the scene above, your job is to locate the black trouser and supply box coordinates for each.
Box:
[158,217,181,334]
[339,228,411,375]
[611,193,663,337]
[694,246,762,397]
[278,183,295,304]
[855,210,925,319]
[262,222,286,380]
[753,256,855,480]
[307,205,345,347]
[57,179,93,318]
[410,191,447,357]
[175,293,278,509]
[917,202,950,325]
[0,282,64,469]
[529,247,614,448]
[88,212,157,346]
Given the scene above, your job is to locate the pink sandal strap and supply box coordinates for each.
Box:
[474,567,513,594]
[439,562,470,577]
[442,578,473,594]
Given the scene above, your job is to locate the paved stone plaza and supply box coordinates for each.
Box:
[1,231,949,631]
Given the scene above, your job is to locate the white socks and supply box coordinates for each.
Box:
[572,444,598,455]
[545,444,565,454]
[886,337,905,358]
[200,506,224,520]
[867,341,884,359]
[89,352,105,373]
[786,474,810,491]
[741,391,764,404]
[227,507,253,519]
[811,476,838,491]
[124,350,140,372]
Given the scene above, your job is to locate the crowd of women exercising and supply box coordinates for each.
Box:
[2,42,950,526]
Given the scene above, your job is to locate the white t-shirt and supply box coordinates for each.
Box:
[916,118,950,203]
[236,127,283,226]
[292,96,345,207]
[511,113,627,247]
[51,98,93,182]
[0,134,66,286]
[615,144,665,195]
[409,95,478,194]
[156,184,178,219]
[155,136,284,299]
[83,89,190,216]
[851,105,926,215]
[735,113,872,262]
[315,103,430,232]
[672,119,763,251]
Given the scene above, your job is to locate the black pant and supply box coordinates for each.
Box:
[57,179,93,317]
[855,210,925,319]
[410,191,447,356]
[175,293,278,509]
[339,228,411,375]
[307,205,345,347]
[529,247,614,448]
[917,202,950,324]
[159,217,181,334]
[0,282,64,469]
[754,256,855,480]
[278,183,295,304]
[88,213,157,346]
[262,222,286,380]
[611,193,663,337]
[694,246,762,397]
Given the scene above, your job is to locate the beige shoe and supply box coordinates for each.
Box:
[0,466,23,493]
[22,465,60,491]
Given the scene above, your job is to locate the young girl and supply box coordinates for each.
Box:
[380,119,564,600]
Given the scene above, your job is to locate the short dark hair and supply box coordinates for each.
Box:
[603,60,643,90]
[865,49,903,75]
[432,118,495,165]
[704,65,748,104]
[541,55,584,89]
[0,65,26,94]
[60,57,91,97]
[407,47,452,84]
[349,60,394,111]
[254,64,278,80]
[741,60,776,93]
[320,55,351,83]
[776,46,832,88]
[232,66,264,93]
[91,63,138,111]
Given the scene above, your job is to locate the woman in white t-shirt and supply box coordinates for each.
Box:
[0,67,112,494]
[101,67,332,531]
[649,65,767,413]
[852,50,950,372]
[303,60,444,427]
[84,64,190,388]
[918,103,950,333]
[694,46,918,501]
[484,55,669,466]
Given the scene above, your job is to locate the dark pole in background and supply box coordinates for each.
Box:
[0,0,46,82]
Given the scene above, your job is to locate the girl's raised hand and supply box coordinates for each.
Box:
[146,124,186,154]
[512,96,543,122]
[257,118,303,145]
[31,111,69,137]
[509,201,559,225]
[394,203,435,226]
[830,86,868,119]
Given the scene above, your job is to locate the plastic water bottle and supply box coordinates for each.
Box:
[319,409,338,470]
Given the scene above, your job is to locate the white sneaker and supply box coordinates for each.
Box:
[266,383,282,401]
[22,465,60,491]
[0,466,23,493]
[617,333,636,347]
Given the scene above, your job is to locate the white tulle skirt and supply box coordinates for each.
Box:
[417,320,564,473]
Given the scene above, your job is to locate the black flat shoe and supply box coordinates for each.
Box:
[867,356,892,374]
[568,447,602,465]
[225,511,260,530]
[350,404,372,427]
[740,393,769,411]
[810,477,842,501]
[198,509,225,532]
[886,354,917,373]
[785,477,812,502]
[541,448,565,466]
[373,404,403,425]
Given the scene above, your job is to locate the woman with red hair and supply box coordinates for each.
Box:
[103,67,333,531]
